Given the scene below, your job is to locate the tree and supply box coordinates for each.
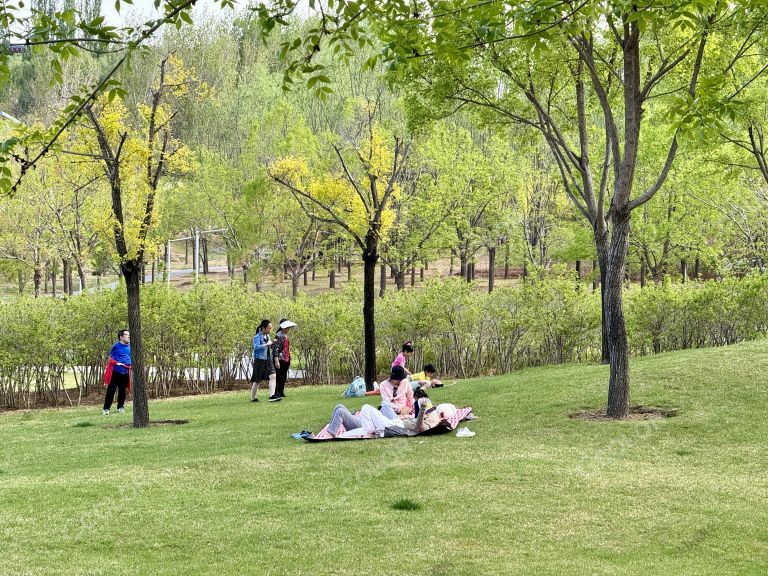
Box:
[84,57,194,427]
[270,106,411,388]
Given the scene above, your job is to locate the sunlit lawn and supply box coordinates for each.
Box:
[1,338,767,575]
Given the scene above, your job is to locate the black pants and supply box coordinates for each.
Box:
[104,371,129,410]
[276,360,290,396]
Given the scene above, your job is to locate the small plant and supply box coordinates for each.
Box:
[72,421,94,428]
[390,498,420,511]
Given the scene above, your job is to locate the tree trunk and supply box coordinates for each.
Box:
[62,259,70,296]
[449,252,454,276]
[184,239,189,265]
[347,261,352,281]
[362,247,378,391]
[488,246,496,293]
[592,259,598,292]
[51,269,57,297]
[202,238,209,275]
[522,260,528,283]
[575,259,581,280]
[420,266,424,282]
[640,259,646,288]
[242,264,248,283]
[304,269,308,286]
[18,270,24,295]
[459,253,467,279]
[504,247,510,279]
[410,266,416,287]
[379,263,386,297]
[680,259,687,284]
[33,266,42,298]
[151,259,156,284]
[44,265,49,294]
[312,259,316,281]
[394,268,406,290]
[605,213,631,419]
[694,255,700,280]
[329,268,336,289]
[291,275,299,299]
[123,262,149,428]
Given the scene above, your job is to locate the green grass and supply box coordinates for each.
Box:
[1,339,767,575]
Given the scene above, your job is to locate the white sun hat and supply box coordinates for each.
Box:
[279,320,297,329]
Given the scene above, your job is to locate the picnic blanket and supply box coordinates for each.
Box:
[301,406,474,442]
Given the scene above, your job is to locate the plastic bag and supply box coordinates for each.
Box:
[343,376,366,398]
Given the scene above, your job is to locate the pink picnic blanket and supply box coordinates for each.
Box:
[306,407,474,442]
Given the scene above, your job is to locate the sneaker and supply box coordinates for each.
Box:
[251,398,259,403]
[279,393,287,398]
[102,409,109,416]
[456,427,475,438]
[117,408,125,414]
[268,395,282,402]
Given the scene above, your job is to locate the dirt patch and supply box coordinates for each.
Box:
[569,405,679,421]
[105,419,190,428]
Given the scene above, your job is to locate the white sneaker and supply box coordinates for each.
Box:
[102,409,109,416]
[117,408,125,414]
[456,427,475,438]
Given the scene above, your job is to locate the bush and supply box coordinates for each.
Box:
[0,274,765,409]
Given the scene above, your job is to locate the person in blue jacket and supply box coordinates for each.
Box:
[250,319,278,403]
[103,329,131,415]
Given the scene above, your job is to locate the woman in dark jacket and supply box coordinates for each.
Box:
[273,319,296,399]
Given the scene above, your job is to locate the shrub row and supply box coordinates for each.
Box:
[0,274,766,409]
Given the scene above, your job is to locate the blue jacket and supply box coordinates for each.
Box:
[252,330,271,360]
[109,342,131,374]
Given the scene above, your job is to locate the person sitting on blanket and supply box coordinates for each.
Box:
[379,365,414,416]
[409,363,443,390]
[325,394,440,438]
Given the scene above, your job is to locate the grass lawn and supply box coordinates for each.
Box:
[1,339,767,575]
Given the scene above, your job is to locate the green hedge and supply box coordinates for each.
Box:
[0,273,766,409]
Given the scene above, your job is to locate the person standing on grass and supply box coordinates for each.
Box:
[392,341,414,376]
[251,319,278,403]
[103,329,131,415]
[273,319,296,399]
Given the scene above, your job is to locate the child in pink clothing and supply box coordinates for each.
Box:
[391,341,414,375]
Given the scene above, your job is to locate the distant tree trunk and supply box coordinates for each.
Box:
[640,259,647,288]
[379,263,386,297]
[504,243,510,279]
[44,265,49,294]
[123,262,149,428]
[694,255,700,280]
[140,262,146,286]
[51,269,57,297]
[459,254,467,279]
[680,259,687,284]
[420,266,424,282]
[522,260,528,283]
[347,261,352,281]
[575,259,581,280]
[337,255,342,273]
[393,267,406,290]
[192,240,198,279]
[410,266,416,287]
[488,246,496,293]
[242,264,248,283]
[18,270,24,294]
[33,266,42,298]
[329,268,336,288]
[184,239,189,265]
[151,259,156,284]
[312,257,316,281]
[449,252,454,276]
[202,238,209,275]
[291,275,299,299]
[303,269,308,286]
[62,259,70,296]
